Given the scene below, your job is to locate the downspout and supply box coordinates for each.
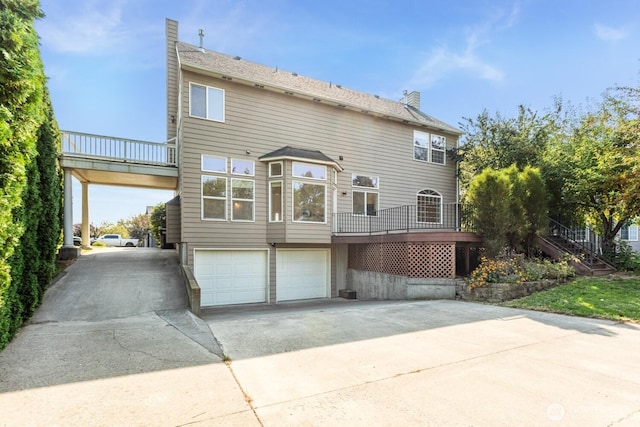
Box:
[456,135,460,231]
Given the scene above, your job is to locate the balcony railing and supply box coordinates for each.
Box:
[333,203,475,235]
[61,130,177,166]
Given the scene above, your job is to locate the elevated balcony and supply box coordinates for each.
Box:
[59,130,178,189]
[332,203,480,245]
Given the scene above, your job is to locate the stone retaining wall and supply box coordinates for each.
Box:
[456,280,562,303]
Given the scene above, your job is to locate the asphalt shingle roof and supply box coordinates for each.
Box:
[176,42,461,135]
[259,146,342,170]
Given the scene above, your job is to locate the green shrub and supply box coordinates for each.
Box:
[91,241,106,247]
[616,242,640,272]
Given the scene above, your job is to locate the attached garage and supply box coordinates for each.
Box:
[276,249,330,301]
[194,249,268,306]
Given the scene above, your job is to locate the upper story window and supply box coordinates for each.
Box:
[431,135,446,164]
[413,130,446,165]
[190,83,225,122]
[231,159,254,176]
[202,155,226,173]
[352,174,379,189]
[293,162,326,180]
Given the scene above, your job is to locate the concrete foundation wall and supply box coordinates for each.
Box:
[347,269,459,300]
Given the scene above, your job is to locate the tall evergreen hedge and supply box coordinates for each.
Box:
[0,0,61,350]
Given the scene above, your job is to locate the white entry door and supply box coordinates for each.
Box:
[276,249,330,301]
[194,250,268,306]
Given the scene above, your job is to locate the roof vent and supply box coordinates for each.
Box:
[233,56,241,60]
[198,29,205,52]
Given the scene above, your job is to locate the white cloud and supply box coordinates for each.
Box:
[37,0,159,56]
[408,3,516,89]
[593,23,629,41]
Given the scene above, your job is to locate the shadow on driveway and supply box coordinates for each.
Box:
[0,248,221,393]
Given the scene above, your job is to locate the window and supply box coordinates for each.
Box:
[293,162,326,180]
[270,181,283,222]
[202,176,227,220]
[413,130,446,165]
[231,159,254,176]
[417,189,442,223]
[202,155,226,173]
[431,134,446,164]
[352,174,379,189]
[621,223,639,241]
[353,191,378,216]
[293,181,326,222]
[231,179,254,221]
[269,162,283,177]
[190,83,224,122]
[413,131,429,162]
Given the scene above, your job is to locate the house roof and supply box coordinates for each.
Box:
[259,146,343,171]
[175,42,461,135]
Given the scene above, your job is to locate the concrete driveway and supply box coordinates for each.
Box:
[1,248,639,426]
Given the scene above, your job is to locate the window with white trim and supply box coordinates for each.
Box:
[231,159,254,176]
[231,179,254,221]
[417,189,442,223]
[352,174,379,216]
[352,174,379,189]
[269,161,283,177]
[413,130,446,165]
[293,181,326,223]
[202,155,226,173]
[621,223,638,241]
[190,83,225,122]
[269,181,283,222]
[202,176,227,220]
[293,162,326,180]
[431,134,446,164]
[353,191,378,216]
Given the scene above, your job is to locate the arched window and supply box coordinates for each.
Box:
[417,189,442,223]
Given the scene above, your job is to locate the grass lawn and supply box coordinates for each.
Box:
[501,276,640,323]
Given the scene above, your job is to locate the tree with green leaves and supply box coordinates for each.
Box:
[467,166,548,258]
[467,168,512,258]
[0,0,63,350]
[458,105,558,192]
[150,203,166,242]
[124,213,150,242]
[547,89,640,258]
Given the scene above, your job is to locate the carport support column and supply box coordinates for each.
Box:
[59,169,79,260]
[81,181,90,247]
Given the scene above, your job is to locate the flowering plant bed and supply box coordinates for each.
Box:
[457,256,575,302]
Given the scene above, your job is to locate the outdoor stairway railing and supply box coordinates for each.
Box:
[333,203,475,235]
[61,130,177,166]
[542,218,615,273]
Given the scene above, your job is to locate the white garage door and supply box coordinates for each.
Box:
[277,249,329,301]
[194,250,268,306]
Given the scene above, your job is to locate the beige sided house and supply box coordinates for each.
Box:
[164,19,481,309]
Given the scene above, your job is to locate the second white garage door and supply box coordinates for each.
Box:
[194,250,268,307]
[276,249,330,301]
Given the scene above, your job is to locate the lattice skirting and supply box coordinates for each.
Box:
[348,242,455,279]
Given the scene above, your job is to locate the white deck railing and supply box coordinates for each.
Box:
[61,131,176,166]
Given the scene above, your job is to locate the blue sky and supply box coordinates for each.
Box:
[36,0,640,225]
